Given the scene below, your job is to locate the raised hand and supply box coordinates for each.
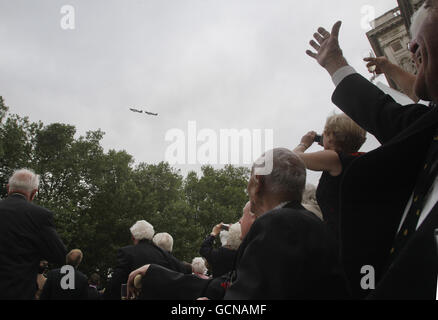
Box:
[306,21,348,76]
[363,56,390,75]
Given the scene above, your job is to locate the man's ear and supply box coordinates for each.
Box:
[30,189,38,201]
[253,175,264,194]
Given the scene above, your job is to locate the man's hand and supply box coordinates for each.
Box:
[363,56,390,75]
[306,21,348,76]
[211,223,223,237]
[127,264,150,299]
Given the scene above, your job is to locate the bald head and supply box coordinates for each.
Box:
[8,169,40,200]
[66,249,83,268]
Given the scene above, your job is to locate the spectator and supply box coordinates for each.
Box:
[88,273,102,300]
[152,232,173,253]
[301,184,323,220]
[126,148,350,300]
[293,113,366,244]
[104,220,190,300]
[199,222,241,277]
[35,260,49,300]
[40,249,88,300]
[305,0,438,299]
[0,168,67,300]
[191,257,210,279]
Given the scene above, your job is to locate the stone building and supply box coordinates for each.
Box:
[366,0,425,90]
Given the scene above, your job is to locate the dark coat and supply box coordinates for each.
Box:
[40,267,88,300]
[0,194,67,300]
[199,235,237,277]
[332,73,438,299]
[138,202,350,300]
[104,239,190,300]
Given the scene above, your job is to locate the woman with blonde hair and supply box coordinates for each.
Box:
[293,112,366,245]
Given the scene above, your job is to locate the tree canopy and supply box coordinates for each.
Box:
[0,96,250,279]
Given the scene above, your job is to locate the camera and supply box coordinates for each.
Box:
[314,134,323,145]
[221,224,230,231]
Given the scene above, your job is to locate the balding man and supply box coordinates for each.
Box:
[0,169,67,300]
[40,249,88,300]
[126,148,350,300]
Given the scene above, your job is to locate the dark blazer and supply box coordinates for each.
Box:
[199,235,237,277]
[0,194,67,300]
[40,267,88,300]
[104,239,190,300]
[332,73,438,299]
[138,202,350,300]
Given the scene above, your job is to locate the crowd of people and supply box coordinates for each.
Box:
[0,0,437,300]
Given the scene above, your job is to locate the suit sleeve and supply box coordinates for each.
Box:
[199,235,217,265]
[140,264,212,300]
[332,73,430,145]
[37,212,67,266]
[104,249,131,300]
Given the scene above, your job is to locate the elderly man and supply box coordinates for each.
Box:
[0,169,66,300]
[40,249,88,300]
[104,220,190,300]
[306,0,438,299]
[126,148,349,300]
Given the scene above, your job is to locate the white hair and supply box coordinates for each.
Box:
[410,3,429,39]
[8,168,40,193]
[219,223,242,250]
[191,257,207,274]
[302,184,323,220]
[253,148,306,201]
[152,232,174,252]
[130,220,155,241]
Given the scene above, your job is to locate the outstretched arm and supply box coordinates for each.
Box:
[364,56,419,102]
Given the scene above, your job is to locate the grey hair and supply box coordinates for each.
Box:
[225,223,242,250]
[302,184,323,220]
[152,232,174,252]
[410,3,429,39]
[252,148,306,202]
[191,257,207,274]
[130,220,155,241]
[8,168,40,193]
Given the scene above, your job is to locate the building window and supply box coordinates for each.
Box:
[391,41,403,52]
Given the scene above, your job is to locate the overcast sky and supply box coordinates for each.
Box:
[0,0,399,185]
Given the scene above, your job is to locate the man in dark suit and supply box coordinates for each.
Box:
[126,149,350,300]
[306,0,438,299]
[0,169,67,300]
[104,220,191,300]
[199,222,238,278]
[40,249,88,300]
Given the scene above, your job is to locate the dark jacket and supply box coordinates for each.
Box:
[104,239,190,300]
[199,235,237,277]
[138,202,350,300]
[40,266,88,300]
[0,194,67,300]
[332,73,438,299]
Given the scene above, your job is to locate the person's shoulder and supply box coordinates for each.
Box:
[260,204,323,227]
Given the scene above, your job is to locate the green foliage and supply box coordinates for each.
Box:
[0,96,250,279]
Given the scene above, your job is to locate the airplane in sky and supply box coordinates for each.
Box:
[129,108,158,116]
